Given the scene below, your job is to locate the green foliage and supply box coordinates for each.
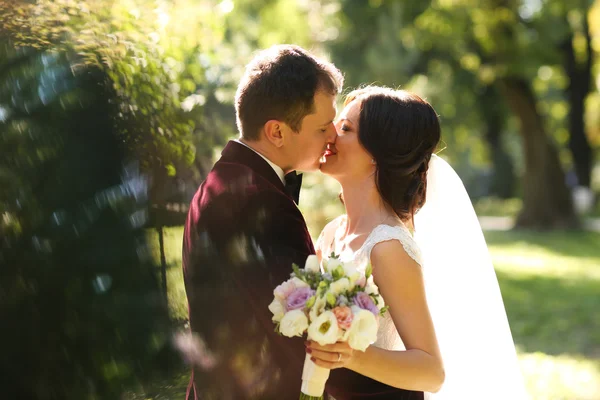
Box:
[0,45,171,399]
[0,0,200,175]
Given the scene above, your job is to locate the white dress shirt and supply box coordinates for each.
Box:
[234,139,285,184]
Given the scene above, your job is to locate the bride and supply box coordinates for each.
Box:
[306,86,528,399]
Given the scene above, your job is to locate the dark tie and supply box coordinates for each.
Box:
[284,171,303,205]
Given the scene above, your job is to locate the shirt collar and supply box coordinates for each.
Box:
[234,139,285,184]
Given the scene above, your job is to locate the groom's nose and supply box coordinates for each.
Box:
[325,122,337,143]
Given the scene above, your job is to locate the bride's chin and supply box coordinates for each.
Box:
[318,162,334,175]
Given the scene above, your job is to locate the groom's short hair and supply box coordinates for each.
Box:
[235,45,343,140]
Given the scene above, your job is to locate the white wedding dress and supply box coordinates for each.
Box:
[315,154,529,400]
[317,218,420,354]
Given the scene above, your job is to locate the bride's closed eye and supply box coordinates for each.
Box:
[339,124,351,132]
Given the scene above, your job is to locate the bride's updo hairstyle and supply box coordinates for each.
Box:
[346,86,441,221]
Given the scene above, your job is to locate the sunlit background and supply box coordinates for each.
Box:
[1,0,599,399]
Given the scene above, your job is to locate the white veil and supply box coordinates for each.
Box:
[414,154,529,399]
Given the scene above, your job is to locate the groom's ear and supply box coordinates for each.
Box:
[263,119,285,148]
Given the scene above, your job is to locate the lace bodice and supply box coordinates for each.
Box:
[315,216,423,351]
[316,216,422,268]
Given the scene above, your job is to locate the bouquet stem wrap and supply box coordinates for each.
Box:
[300,353,329,399]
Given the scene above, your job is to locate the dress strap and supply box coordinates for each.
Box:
[358,224,423,267]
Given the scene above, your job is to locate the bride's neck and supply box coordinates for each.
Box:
[340,177,393,234]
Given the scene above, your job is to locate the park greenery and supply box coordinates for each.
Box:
[1,0,599,399]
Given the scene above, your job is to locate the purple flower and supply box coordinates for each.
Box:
[286,287,315,311]
[353,292,379,315]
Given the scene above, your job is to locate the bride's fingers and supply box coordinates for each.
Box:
[310,356,338,370]
[306,340,352,354]
[308,348,345,363]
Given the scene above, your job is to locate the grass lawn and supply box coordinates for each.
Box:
[140,227,600,400]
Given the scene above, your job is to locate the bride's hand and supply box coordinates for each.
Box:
[305,340,357,369]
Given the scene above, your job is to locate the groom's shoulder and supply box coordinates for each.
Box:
[192,159,286,209]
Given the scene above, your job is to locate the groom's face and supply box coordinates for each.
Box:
[284,91,337,172]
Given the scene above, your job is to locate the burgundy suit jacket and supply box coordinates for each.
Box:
[182,141,314,399]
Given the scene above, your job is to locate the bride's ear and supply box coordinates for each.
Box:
[263,119,285,148]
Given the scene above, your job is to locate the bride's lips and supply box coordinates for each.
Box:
[324,146,337,157]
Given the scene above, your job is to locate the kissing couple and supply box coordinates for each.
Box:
[182,45,528,400]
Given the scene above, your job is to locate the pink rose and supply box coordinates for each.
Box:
[274,280,296,300]
[332,306,354,330]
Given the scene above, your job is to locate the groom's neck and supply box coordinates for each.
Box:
[238,138,290,174]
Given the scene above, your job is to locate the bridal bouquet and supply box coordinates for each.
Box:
[269,254,387,400]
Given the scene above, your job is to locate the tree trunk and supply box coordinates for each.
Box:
[499,78,578,229]
[479,85,516,198]
[562,15,593,187]
[157,226,168,305]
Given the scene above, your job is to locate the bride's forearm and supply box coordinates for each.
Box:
[347,346,445,393]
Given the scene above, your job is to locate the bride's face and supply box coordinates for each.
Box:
[320,100,374,181]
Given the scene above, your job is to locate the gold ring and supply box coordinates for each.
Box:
[337,353,342,362]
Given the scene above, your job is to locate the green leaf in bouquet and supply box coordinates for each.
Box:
[329,252,339,259]
[380,305,389,316]
[292,263,302,278]
[326,292,336,307]
[305,295,316,309]
[274,322,282,335]
[370,293,378,305]
[365,263,373,279]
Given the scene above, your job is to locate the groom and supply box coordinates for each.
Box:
[182,45,342,399]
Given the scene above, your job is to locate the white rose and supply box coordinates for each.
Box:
[268,298,286,322]
[328,277,351,296]
[323,258,342,274]
[309,295,327,322]
[304,255,321,273]
[308,310,341,345]
[279,309,309,338]
[365,276,378,295]
[347,306,378,351]
[291,277,310,289]
[342,260,359,276]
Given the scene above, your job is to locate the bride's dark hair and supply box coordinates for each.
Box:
[345,86,441,222]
